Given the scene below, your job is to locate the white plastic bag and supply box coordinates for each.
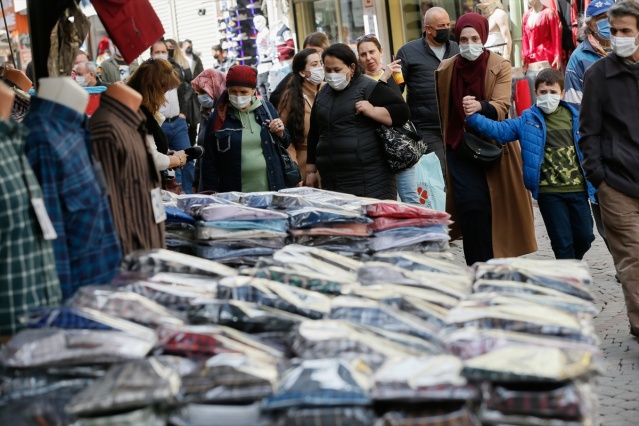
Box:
[415,153,446,211]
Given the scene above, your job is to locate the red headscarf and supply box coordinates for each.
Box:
[447,12,491,150]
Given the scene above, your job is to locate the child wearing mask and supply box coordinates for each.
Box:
[464,68,595,260]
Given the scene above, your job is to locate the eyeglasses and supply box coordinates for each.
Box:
[356,33,378,43]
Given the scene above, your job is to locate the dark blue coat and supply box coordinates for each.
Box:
[466,101,596,202]
[200,99,291,192]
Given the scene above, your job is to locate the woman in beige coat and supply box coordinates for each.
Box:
[435,12,536,265]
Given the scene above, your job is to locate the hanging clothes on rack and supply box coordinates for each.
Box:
[0,114,62,336]
[23,95,122,300]
[47,1,91,77]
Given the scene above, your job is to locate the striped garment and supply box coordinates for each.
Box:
[89,94,164,256]
[0,119,61,336]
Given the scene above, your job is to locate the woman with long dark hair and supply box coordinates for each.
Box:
[306,43,410,199]
[277,48,324,182]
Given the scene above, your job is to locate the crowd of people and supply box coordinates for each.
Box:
[6,1,637,342]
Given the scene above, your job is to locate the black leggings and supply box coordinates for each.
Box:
[446,144,493,265]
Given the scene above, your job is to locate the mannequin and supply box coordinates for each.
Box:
[268,18,295,95]
[254,15,273,100]
[38,77,89,114]
[522,0,562,70]
[0,81,15,121]
[3,69,33,92]
[478,0,512,60]
[105,82,142,112]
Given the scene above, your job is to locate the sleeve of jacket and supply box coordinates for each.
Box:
[265,101,291,149]
[396,47,409,93]
[578,64,606,188]
[466,113,524,144]
[100,59,120,84]
[199,115,220,191]
[488,59,512,121]
[269,73,293,109]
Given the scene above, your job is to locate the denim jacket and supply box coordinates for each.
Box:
[200,99,291,192]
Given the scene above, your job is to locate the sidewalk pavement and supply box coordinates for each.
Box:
[448,206,639,425]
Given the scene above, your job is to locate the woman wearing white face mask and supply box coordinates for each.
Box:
[278,48,324,182]
[200,65,292,192]
[435,12,537,265]
[306,43,410,199]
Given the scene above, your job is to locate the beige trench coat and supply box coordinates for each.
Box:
[435,52,537,258]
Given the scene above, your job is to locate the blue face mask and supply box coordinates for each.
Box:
[197,93,215,109]
[597,19,611,40]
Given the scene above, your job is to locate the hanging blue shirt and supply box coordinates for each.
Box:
[23,96,122,300]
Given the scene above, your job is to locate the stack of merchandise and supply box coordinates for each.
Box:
[361,200,452,254]
[443,258,602,425]
[0,247,604,425]
[185,195,289,266]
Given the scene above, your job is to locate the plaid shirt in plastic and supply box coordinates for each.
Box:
[0,119,61,335]
[23,97,121,300]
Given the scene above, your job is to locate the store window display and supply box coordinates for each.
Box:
[254,15,275,100]
[522,0,562,69]
[477,0,512,60]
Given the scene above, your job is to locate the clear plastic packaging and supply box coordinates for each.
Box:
[181,353,278,402]
[238,191,278,208]
[65,358,181,416]
[293,235,370,254]
[177,193,235,211]
[121,249,238,277]
[371,251,471,275]
[362,201,451,219]
[329,296,442,343]
[272,245,362,282]
[474,259,594,301]
[369,226,450,252]
[371,355,479,401]
[292,320,423,369]
[165,205,196,224]
[263,358,372,410]
[288,223,372,237]
[375,405,479,426]
[217,276,331,320]
[275,406,377,426]
[287,207,372,229]
[169,402,267,426]
[252,266,354,295]
[196,225,287,241]
[198,218,289,233]
[2,328,156,368]
[198,204,288,221]
[369,216,452,231]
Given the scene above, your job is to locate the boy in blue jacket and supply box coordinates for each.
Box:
[464,68,595,260]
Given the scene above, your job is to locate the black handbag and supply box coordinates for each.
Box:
[264,105,302,187]
[459,132,503,168]
[376,120,427,173]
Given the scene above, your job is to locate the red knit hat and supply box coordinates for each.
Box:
[226,65,257,89]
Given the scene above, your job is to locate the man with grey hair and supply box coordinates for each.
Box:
[72,61,106,87]
[580,0,639,341]
[396,7,459,174]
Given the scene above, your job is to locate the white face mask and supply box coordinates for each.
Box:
[459,43,484,61]
[611,34,639,58]
[536,94,561,114]
[153,54,169,61]
[325,72,349,91]
[229,94,253,109]
[306,67,325,85]
[75,76,88,87]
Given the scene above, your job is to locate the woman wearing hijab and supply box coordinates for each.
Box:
[435,12,536,265]
[200,65,291,192]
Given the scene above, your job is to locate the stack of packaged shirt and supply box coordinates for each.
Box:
[443,258,602,426]
[0,248,604,426]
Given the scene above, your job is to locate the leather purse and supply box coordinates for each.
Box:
[459,132,503,168]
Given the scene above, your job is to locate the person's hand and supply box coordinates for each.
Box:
[381,59,402,82]
[266,118,285,138]
[462,96,481,117]
[178,113,187,119]
[355,100,374,117]
[306,172,319,188]
[170,150,187,169]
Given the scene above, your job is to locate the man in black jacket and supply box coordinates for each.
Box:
[579,0,639,340]
[396,7,459,174]
[181,39,204,79]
